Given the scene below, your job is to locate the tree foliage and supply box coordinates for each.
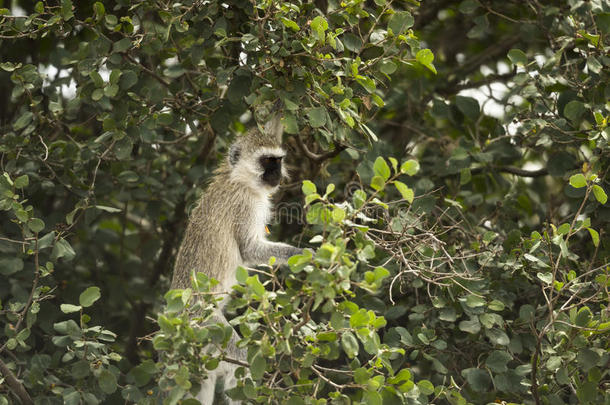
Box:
[0,0,609,404]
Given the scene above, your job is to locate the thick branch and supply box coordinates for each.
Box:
[471,165,548,178]
[295,134,346,163]
[0,357,33,405]
[437,73,516,97]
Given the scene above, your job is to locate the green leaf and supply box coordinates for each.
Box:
[95,205,122,213]
[93,2,105,20]
[564,100,585,122]
[394,181,414,203]
[587,228,600,247]
[236,266,248,283]
[63,390,80,405]
[302,180,317,196]
[363,390,382,405]
[14,175,29,188]
[342,33,362,52]
[60,304,82,314]
[373,157,391,181]
[459,318,480,334]
[91,89,104,101]
[569,173,587,188]
[306,107,327,128]
[519,304,535,321]
[592,185,607,204]
[98,369,117,394]
[507,49,527,66]
[61,0,74,20]
[250,353,267,381]
[282,113,298,134]
[370,175,385,191]
[465,295,485,308]
[341,331,359,358]
[89,71,104,87]
[462,368,492,393]
[104,84,119,98]
[355,75,376,93]
[332,206,346,222]
[485,351,511,373]
[79,286,101,308]
[13,111,33,131]
[246,275,265,297]
[486,328,510,345]
[587,56,603,74]
[577,348,600,372]
[379,60,397,75]
[28,218,45,233]
[416,49,437,74]
[455,96,480,120]
[280,17,300,31]
[113,38,132,53]
[417,380,434,395]
[0,258,24,276]
[577,381,598,403]
[537,272,553,284]
[388,11,414,35]
[575,307,592,327]
[310,16,328,42]
[458,0,480,14]
[488,300,505,311]
[400,159,420,176]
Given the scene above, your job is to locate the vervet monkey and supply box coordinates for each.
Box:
[171,114,303,404]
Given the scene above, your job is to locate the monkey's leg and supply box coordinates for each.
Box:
[207,310,248,404]
[197,368,218,404]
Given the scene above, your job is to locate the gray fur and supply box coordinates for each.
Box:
[171,121,302,404]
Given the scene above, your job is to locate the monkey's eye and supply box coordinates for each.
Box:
[262,156,282,166]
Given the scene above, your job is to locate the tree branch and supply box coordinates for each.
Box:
[295,134,346,163]
[0,357,33,405]
[471,165,548,177]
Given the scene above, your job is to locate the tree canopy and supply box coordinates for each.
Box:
[0,0,608,404]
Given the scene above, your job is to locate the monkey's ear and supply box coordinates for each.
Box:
[228,144,241,166]
[263,114,284,143]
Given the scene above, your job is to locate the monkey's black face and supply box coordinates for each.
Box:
[259,155,283,187]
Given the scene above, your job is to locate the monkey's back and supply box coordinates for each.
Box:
[171,168,268,293]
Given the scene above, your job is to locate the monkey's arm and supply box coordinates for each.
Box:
[239,238,303,266]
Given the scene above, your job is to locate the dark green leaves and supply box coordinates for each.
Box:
[455,96,480,120]
[28,218,45,233]
[485,351,511,373]
[564,100,585,122]
[250,353,267,381]
[61,0,74,21]
[388,11,414,35]
[0,257,24,276]
[306,107,327,128]
[98,369,118,394]
[461,368,491,392]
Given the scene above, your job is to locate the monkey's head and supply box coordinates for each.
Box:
[227,115,288,192]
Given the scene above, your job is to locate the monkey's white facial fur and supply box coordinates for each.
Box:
[229,146,287,193]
